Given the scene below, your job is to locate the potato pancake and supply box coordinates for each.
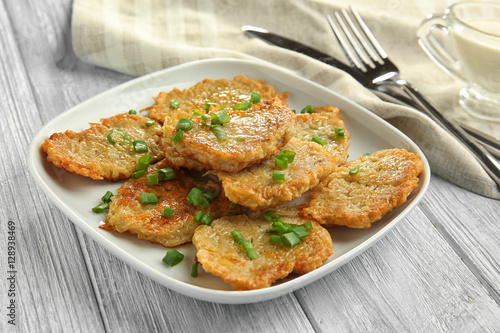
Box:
[162,97,296,172]
[41,113,164,181]
[192,212,332,290]
[144,75,286,124]
[101,160,238,247]
[215,138,336,210]
[300,149,424,228]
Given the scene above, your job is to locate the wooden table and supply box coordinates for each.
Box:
[2,0,500,332]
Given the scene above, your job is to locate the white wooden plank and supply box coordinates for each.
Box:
[294,206,500,332]
[0,0,105,332]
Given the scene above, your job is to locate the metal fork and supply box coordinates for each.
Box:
[327,6,500,187]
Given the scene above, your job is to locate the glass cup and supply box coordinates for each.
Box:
[417,2,500,121]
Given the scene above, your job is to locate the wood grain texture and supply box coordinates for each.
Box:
[1,0,500,331]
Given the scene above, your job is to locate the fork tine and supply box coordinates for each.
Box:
[348,5,387,62]
[326,14,367,72]
[337,10,376,69]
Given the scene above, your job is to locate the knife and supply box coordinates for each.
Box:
[242,25,500,159]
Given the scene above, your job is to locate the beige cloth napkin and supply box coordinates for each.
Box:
[71,0,500,199]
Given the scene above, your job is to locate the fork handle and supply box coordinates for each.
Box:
[381,79,500,188]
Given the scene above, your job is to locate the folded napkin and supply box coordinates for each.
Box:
[71,0,500,199]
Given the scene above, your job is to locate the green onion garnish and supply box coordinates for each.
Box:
[236,136,246,142]
[191,108,204,118]
[250,91,261,104]
[136,154,152,171]
[272,221,290,235]
[161,207,175,217]
[158,167,176,181]
[229,202,236,209]
[133,140,148,153]
[140,192,158,205]
[233,101,252,110]
[302,221,314,230]
[131,170,145,178]
[301,105,315,114]
[176,118,194,131]
[349,165,360,175]
[334,127,345,139]
[194,210,204,222]
[191,262,199,277]
[145,120,156,127]
[203,187,219,201]
[211,109,231,125]
[275,155,289,169]
[263,210,282,222]
[186,188,210,209]
[128,110,137,115]
[211,125,227,141]
[204,101,217,112]
[292,226,309,239]
[92,202,109,213]
[171,129,184,144]
[162,249,184,267]
[312,135,326,146]
[147,173,159,186]
[107,129,132,145]
[273,170,286,182]
[269,234,282,244]
[231,231,258,260]
[101,191,114,203]
[281,232,301,247]
[170,99,180,109]
[200,213,213,225]
[280,150,296,163]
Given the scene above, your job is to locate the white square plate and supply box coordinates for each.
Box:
[28,59,430,304]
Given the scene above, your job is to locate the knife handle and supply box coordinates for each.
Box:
[382,79,500,187]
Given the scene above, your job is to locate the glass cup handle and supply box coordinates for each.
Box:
[417,14,467,82]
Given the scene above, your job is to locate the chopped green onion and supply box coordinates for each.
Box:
[211,109,231,125]
[204,101,217,112]
[292,226,309,239]
[272,221,290,234]
[301,105,315,114]
[128,109,137,115]
[236,136,246,142]
[170,98,180,108]
[201,114,211,125]
[147,173,159,186]
[101,191,114,203]
[200,213,213,225]
[280,150,296,163]
[171,129,184,144]
[136,154,152,170]
[133,140,149,153]
[92,202,109,213]
[275,155,289,169]
[145,120,156,127]
[269,234,282,244]
[203,187,219,201]
[263,210,281,222]
[140,192,158,205]
[231,231,258,260]
[250,91,261,104]
[233,101,252,110]
[349,165,360,175]
[131,169,145,178]
[301,221,314,230]
[281,232,301,247]
[231,230,245,244]
[191,262,199,277]
[273,170,286,182]
[161,207,174,217]
[211,125,227,141]
[176,118,194,131]
[107,129,132,145]
[158,167,176,180]
[194,210,204,222]
[186,188,210,209]
[162,249,184,267]
[363,153,371,156]
[312,135,326,146]
[229,202,236,209]
[191,108,204,118]
[334,127,345,139]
